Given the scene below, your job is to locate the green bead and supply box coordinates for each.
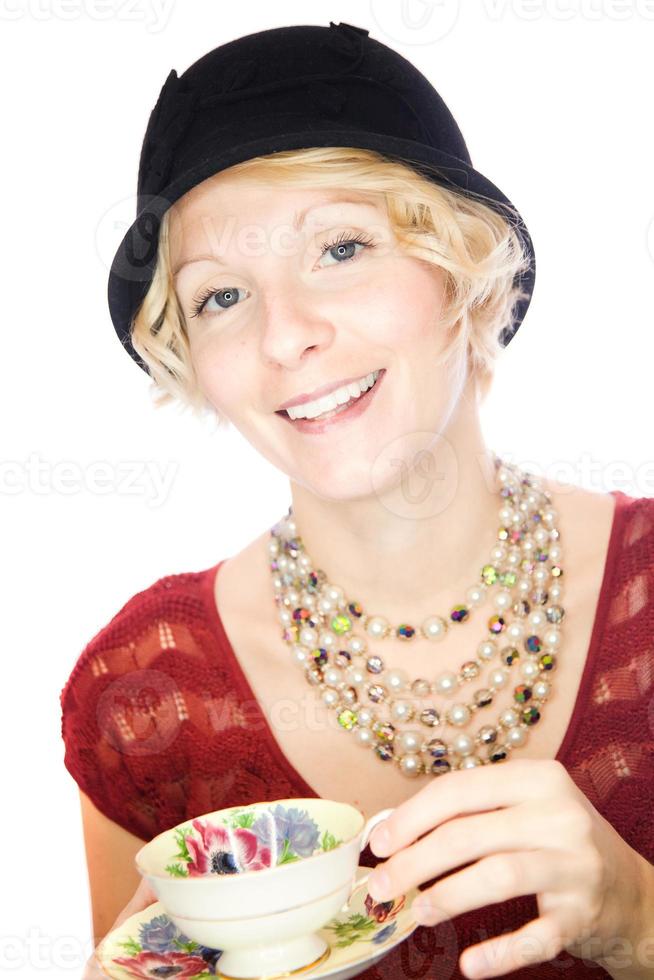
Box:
[338,709,357,730]
[331,614,352,635]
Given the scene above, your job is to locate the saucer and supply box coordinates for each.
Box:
[96,865,420,979]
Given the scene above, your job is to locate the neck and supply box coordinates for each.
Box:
[287,385,503,618]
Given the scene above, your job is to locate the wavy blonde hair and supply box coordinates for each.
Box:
[130,146,532,427]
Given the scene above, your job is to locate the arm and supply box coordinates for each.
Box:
[78,789,150,947]
[596,853,654,980]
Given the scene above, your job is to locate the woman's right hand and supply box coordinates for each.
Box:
[82,877,157,978]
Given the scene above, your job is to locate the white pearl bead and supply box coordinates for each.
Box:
[279,609,292,626]
[534,527,549,546]
[322,688,340,708]
[452,732,475,756]
[385,668,409,693]
[323,666,344,688]
[272,574,284,591]
[317,596,335,614]
[489,668,508,689]
[466,584,486,607]
[366,616,389,638]
[299,626,318,647]
[542,507,557,527]
[549,583,563,602]
[548,544,562,563]
[390,700,413,723]
[499,707,520,727]
[434,671,458,695]
[527,610,546,630]
[398,730,422,753]
[297,554,311,571]
[493,589,513,612]
[399,754,422,777]
[291,646,307,665]
[533,680,551,700]
[345,666,366,687]
[517,578,531,596]
[544,628,561,649]
[447,703,471,726]
[490,544,507,563]
[533,567,549,585]
[477,640,496,661]
[325,585,345,604]
[354,727,374,746]
[318,631,336,649]
[268,539,280,557]
[348,635,367,655]
[460,755,482,768]
[286,586,300,604]
[285,518,297,536]
[277,555,291,572]
[422,616,447,640]
[506,725,527,746]
[522,536,536,555]
[356,707,375,727]
[521,660,540,680]
[507,623,524,642]
[507,549,521,567]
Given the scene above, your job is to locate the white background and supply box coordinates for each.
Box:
[2,1,653,976]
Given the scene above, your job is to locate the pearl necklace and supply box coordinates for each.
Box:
[268,455,564,777]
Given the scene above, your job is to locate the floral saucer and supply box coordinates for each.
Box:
[96,865,420,979]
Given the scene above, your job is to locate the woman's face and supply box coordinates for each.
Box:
[169,173,460,499]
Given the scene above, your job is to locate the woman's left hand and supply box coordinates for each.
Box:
[366,758,653,979]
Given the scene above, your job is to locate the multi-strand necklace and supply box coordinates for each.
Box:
[267,455,564,777]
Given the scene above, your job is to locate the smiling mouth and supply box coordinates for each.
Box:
[275,368,386,432]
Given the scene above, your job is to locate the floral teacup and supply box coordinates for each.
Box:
[134,797,395,978]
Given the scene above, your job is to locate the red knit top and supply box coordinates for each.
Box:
[60,489,654,979]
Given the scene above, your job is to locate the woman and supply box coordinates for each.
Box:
[61,21,654,980]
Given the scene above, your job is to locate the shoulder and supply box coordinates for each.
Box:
[59,564,217,712]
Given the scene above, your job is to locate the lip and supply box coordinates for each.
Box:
[275,368,386,434]
[276,369,382,411]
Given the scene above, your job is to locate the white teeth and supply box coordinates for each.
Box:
[287,370,381,420]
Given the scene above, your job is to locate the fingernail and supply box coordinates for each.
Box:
[411,898,433,923]
[368,868,390,898]
[370,823,390,855]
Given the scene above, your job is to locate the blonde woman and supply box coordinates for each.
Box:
[61,22,654,980]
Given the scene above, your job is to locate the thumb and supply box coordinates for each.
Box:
[114,877,159,929]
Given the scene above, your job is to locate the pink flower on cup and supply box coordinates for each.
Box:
[113,950,209,977]
[186,818,273,876]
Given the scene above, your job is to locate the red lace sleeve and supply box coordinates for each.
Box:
[59,571,215,841]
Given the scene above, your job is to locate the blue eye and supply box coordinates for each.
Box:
[188,229,377,319]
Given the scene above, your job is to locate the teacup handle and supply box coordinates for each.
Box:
[339,807,396,913]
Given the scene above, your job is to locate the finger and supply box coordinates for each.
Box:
[369,758,569,858]
[110,878,158,932]
[368,799,572,901]
[458,912,568,979]
[82,952,111,979]
[409,848,584,928]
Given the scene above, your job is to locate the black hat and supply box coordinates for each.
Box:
[108,21,536,375]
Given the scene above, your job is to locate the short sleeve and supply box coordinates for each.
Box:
[59,579,196,842]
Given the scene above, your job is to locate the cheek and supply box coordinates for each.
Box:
[371,261,448,346]
[190,338,248,413]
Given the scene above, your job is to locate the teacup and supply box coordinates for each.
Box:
[135,797,395,978]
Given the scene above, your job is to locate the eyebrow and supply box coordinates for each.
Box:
[172,195,379,279]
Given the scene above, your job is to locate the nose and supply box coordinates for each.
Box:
[258,281,335,368]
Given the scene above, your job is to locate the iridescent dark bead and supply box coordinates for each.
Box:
[396,624,416,639]
[535,549,549,562]
[499,571,517,587]
[337,709,357,730]
[366,656,384,674]
[514,684,532,704]
[550,565,564,578]
[501,646,520,666]
[334,650,352,667]
[477,725,498,744]
[473,688,493,708]
[348,600,363,618]
[522,706,541,726]
[306,665,323,685]
[420,707,440,727]
[531,589,549,606]
[331,614,352,635]
[373,742,394,762]
[292,606,312,623]
[489,746,509,763]
[481,564,498,586]
[525,634,542,653]
[450,605,469,623]
[307,571,319,590]
[367,684,386,703]
[546,604,565,624]
[512,599,530,617]
[424,737,448,759]
[488,614,506,634]
[372,721,395,743]
[538,653,556,672]
[429,758,452,775]
[310,647,329,666]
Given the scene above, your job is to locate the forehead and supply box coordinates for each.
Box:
[168,175,385,236]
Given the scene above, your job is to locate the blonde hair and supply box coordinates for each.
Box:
[130,146,532,426]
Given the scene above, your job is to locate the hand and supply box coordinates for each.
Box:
[82,877,158,979]
[366,758,652,979]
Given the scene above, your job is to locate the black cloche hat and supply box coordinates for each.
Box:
[107,21,536,375]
